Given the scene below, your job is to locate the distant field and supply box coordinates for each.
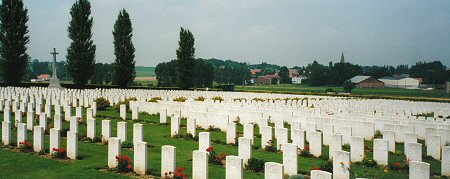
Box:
[135,66,155,77]
[236,84,450,101]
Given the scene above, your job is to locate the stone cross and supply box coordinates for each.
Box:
[50,48,58,79]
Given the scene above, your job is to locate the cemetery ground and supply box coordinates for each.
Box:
[0,108,443,178]
[236,84,450,101]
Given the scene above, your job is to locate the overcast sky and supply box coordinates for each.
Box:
[24,0,450,67]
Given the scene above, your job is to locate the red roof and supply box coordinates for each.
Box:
[250,69,262,75]
[37,74,50,79]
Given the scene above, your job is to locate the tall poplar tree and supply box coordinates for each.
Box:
[0,0,30,85]
[112,9,135,87]
[176,27,195,89]
[66,0,96,86]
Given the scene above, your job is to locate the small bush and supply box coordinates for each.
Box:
[195,96,206,101]
[95,97,110,110]
[173,97,187,102]
[325,88,335,93]
[245,158,266,173]
[252,145,261,150]
[264,140,277,152]
[374,130,382,138]
[164,167,187,179]
[148,97,162,103]
[121,141,133,148]
[116,155,133,173]
[207,126,221,132]
[206,146,226,165]
[320,160,333,173]
[19,140,33,153]
[361,157,378,167]
[51,148,67,159]
[211,96,224,102]
[113,97,137,111]
[389,161,408,171]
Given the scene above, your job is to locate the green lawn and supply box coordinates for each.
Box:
[236,84,450,100]
[0,108,442,178]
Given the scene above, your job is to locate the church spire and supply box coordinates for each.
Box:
[340,52,345,63]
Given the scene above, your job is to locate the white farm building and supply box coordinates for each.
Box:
[378,75,420,89]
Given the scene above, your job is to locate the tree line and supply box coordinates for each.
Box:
[0,0,136,87]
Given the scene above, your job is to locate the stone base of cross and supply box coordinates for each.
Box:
[48,77,62,89]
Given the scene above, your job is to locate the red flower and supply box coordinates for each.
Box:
[304,146,310,151]
[206,146,214,152]
[216,156,222,161]
[311,167,320,170]
[127,164,132,170]
[177,167,184,172]
[395,162,401,167]
[59,148,65,153]
[115,155,119,159]
[221,153,226,158]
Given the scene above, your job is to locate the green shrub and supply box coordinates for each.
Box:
[264,140,277,152]
[320,160,333,173]
[121,141,133,148]
[94,97,110,110]
[173,97,187,102]
[361,157,377,167]
[245,158,266,173]
[343,81,355,93]
[207,126,221,132]
[211,96,224,102]
[195,96,206,101]
[148,96,162,103]
[113,97,137,111]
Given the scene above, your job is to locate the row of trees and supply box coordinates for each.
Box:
[0,0,136,87]
[302,60,450,86]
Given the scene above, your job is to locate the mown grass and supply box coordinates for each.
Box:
[0,108,443,178]
[236,84,450,102]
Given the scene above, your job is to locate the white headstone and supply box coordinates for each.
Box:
[1,121,11,146]
[199,132,210,151]
[134,141,148,175]
[309,131,322,157]
[117,122,127,143]
[276,128,288,151]
[409,161,430,179]
[75,107,82,119]
[171,116,180,137]
[225,156,243,179]
[50,128,60,153]
[39,113,47,131]
[311,170,332,179]
[329,134,343,160]
[333,150,350,179]
[292,129,305,150]
[261,126,273,148]
[442,146,450,176]
[70,116,78,133]
[108,137,121,168]
[426,135,441,160]
[373,139,388,165]
[226,122,236,144]
[282,143,298,176]
[265,162,283,179]
[102,120,111,142]
[187,118,196,137]
[26,111,34,130]
[87,118,96,139]
[192,150,208,179]
[54,114,62,130]
[243,124,254,144]
[160,107,167,123]
[133,123,143,146]
[161,145,176,177]
[120,104,126,120]
[405,142,422,162]
[131,106,138,120]
[17,123,27,147]
[67,131,78,160]
[350,136,364,162]
[383,130,396,152]
[33,126,44,152]
[238,137,252,164]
